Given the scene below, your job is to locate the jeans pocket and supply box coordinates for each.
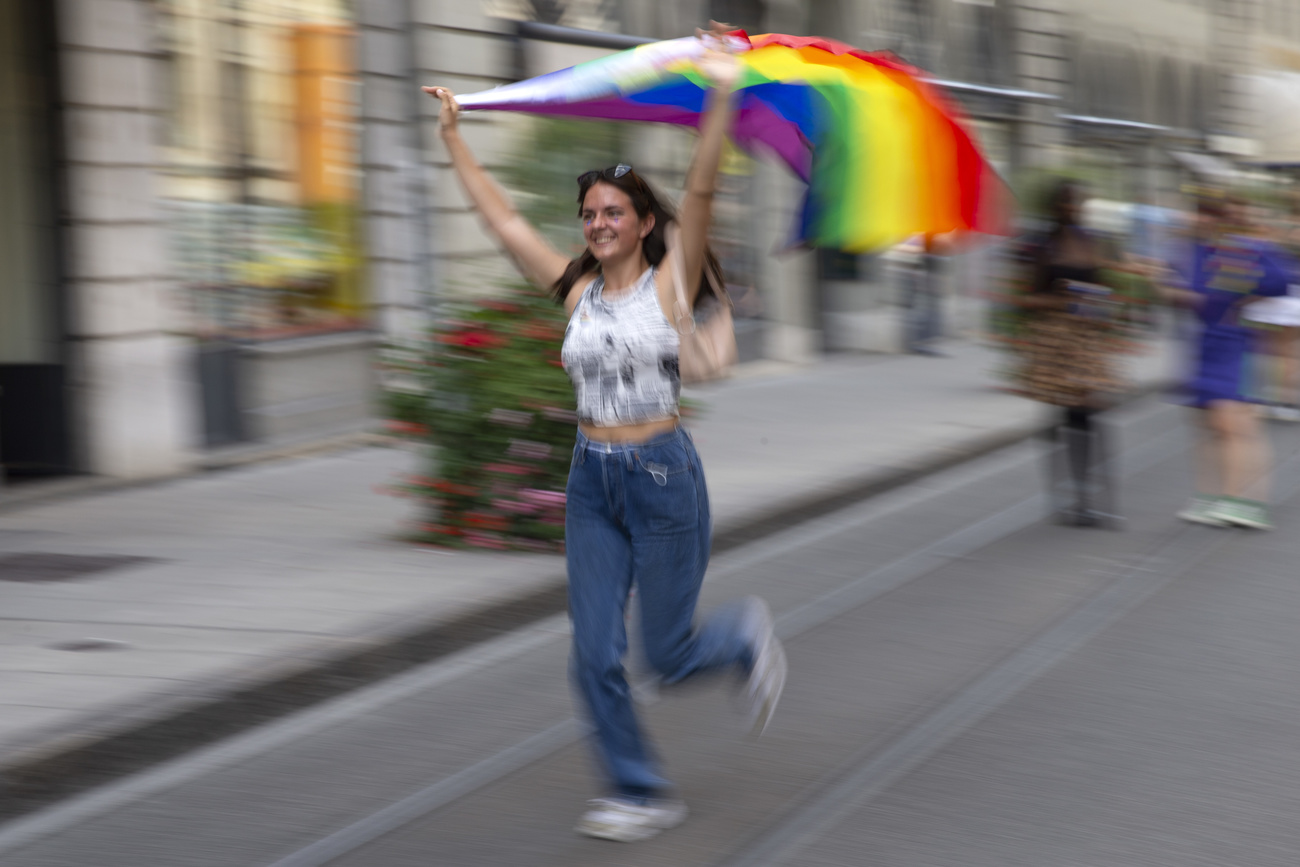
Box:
[630,448,696,533]
[634,446,689,486]
[642,461,670,486]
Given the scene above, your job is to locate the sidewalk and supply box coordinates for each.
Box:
[0,338,1178,812]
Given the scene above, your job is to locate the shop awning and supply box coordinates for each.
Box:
[1168,149,1238,181]
[1059,114,1169,134]
[929,79,1057,102]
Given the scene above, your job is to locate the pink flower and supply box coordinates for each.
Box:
[540,406,578,423]
[507,439,551,460]
[492,498,540,514]
[488,408,534,427]
[521,488,566,507]
[463,531,508,550]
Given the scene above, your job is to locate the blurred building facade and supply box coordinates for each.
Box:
[3,0,1300,482]
[366,0,1300,357]
[1,0,373,484]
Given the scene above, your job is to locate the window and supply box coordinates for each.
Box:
[160,1,365,342]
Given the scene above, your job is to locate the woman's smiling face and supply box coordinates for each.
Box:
[581,182,653,264]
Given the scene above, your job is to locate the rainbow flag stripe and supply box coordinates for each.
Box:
[456,32,1009,252]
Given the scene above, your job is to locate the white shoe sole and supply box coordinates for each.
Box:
[740,597,787,736]
[1178,510,1227,527]
[1214,514,1273,530]
[575,800,687,842]
[575,816,663,842]
[751,638,787,736]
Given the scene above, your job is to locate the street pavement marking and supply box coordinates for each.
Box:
[720,440,1300,867]
[710,395,1180,588]
[0,402,1188,862]
[264,719,586,867]
[251,484,1064,867]
[0,617,566,858]
[720,527,1224,867]
[244,415,1190,867]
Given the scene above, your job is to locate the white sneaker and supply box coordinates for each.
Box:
[574,797,688,842]
[1177,495,1226,527]
[1207,497,1274,530]
[739,597,787,736]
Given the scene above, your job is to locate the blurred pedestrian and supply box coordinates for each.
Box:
[1160,193,1294,529]
[423,25,786,844]
[901,232,950,356]
[1013,180,1127,527]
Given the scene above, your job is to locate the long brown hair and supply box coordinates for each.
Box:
[551,168,725,309]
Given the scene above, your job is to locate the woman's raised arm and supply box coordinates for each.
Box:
[424,87,571,290]
[661,30,740,309]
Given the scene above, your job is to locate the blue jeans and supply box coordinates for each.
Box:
[566,426,754,799]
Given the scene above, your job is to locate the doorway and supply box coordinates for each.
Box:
[0,0,69,482]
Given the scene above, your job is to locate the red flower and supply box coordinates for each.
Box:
[386,420,429,437]
[466,512,511,531]
[432,480,477,496]
[466,331,506,348]
[437,330,506,349]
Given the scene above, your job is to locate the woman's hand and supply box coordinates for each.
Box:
[421,86,460,136]
[694,21,742,91]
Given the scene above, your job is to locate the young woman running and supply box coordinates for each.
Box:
[423,32,786,843]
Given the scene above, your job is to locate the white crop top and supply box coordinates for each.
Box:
[560,267,681,427]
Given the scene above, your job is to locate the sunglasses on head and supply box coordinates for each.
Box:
[577,164,634,187]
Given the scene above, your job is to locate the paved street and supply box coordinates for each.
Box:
[3,391,1300,866]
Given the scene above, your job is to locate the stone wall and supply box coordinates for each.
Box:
[357,0,421,342]
[57,0,193,477]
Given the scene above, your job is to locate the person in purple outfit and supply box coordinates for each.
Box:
[1162,193,1295,529]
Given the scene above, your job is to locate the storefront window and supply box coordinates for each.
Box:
[160,0,364,341]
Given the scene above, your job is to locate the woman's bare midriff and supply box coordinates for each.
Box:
[579,417,679,444]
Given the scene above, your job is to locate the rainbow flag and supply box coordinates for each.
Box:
[456,32,1010,253]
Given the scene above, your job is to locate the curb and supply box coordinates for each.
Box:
[2,390,1165,820]
[0,431,391,517]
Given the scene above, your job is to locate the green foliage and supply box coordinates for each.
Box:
[385,283,576,551]
[380,115,658,551]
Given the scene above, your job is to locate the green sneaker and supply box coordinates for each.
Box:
[1177,495,1226,526]
[1207,497,1273,530]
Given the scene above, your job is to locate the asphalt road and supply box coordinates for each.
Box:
[3,397,1300,867]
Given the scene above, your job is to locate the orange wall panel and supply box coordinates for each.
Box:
[292,25,359,204]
